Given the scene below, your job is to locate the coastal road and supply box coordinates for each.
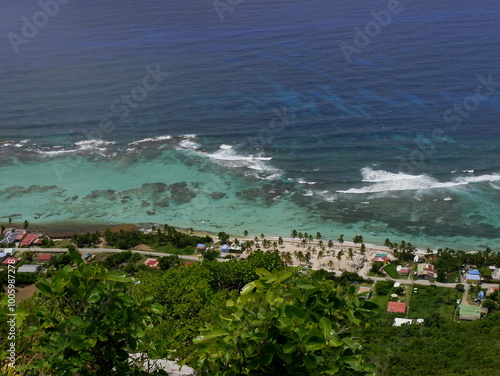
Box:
[25,247,202,262]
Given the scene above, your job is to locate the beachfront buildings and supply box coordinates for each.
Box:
[417,263,436,280]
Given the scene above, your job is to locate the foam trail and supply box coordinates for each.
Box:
[338,167,500,194]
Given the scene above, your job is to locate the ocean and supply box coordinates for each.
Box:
[0,0,499,250]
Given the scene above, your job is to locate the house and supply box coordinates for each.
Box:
[417,263,436,279]
[358,286,372,299]
[20,234,40,247]
[37,254,52,264]
[221,244,229,253]
[387,301,407,314]
[2,258,20,266]
[17,265,40,273]
[486,286,499,296]
[0,252,5,261]
[196,244,206,251]
[465,270,481,283]
[393,318,413,327]
[375,253,388,258]
[144,258,160,269]
[372,256,390,263]
[459,305,487,321]
[490,267,500,281]
[396,265,410,275]
[4,248,16,257]
[228,243,242,252]
[0,232,19,244]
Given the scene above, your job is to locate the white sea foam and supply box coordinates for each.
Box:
[338,167,500,194]
[128,135,172,145]
[302,190,314,197]
[36,139,116,156]
[178,139,200,150]
[187,144,281,178]
[75,140,115,151]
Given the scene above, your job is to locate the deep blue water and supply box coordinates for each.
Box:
[0,0,499,249]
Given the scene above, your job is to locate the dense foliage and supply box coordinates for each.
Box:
[361,312,500,376]
[188,268,378,375]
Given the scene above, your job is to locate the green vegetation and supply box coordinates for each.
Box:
[188,268,377,375]
[1,227,499,375]
[361,313,500,376]
[383,263,400,279]
[407,285,460,321]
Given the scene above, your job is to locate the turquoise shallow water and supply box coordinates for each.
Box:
[0,0,499,250]
[0,139,498,251]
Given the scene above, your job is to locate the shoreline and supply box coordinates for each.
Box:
[8,219,496,254]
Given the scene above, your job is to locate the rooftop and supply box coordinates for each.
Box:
[387,301,407,314]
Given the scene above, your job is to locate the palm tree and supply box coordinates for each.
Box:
[278,237,284,246]
[305,251,312,266]
[360,243,366,257]
[243,230,249,237]
[337,234,344,251]
[327,259,334,270]
[353,235,363,249]
[384,238,393,249]
[327,239,333,249]
[291,229,298,244]
[23,220,29,230]
[336,250,343,269]
[316,232,322,241]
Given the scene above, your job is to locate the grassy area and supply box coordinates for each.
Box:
[370,293,390,313]
[384,263,400,279]
[44,239,72,248]
[407,285,460,321]
[443,270,460,283]
[148,243,195,255]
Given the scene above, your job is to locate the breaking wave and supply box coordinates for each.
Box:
[338,167,500,194]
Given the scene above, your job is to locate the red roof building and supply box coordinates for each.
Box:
[38,254,52,263]
[387,301,407,314]
[2,258,20,265]
[144,258,160,269]
[20,234,39,247]
[417,263,436,279]
[372,256,390,263]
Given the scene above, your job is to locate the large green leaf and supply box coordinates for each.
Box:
[36,281,53,297]
[193,328,229,343]
[69,315,85,328]
[305,336,326,351]
[319,317,332,338]
[285,304,305,320]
